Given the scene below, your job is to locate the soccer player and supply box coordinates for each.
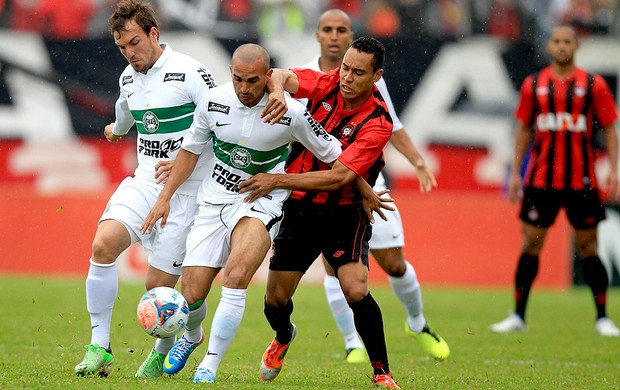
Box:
[490,25,620,337]
[301,8,449,363]
[139,43,345,383]
[239,36,401,389]
[74,0,216,378]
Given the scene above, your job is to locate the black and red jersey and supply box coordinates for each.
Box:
[515,66,618,190]
[287,68,393,205]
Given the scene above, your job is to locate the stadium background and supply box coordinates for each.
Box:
[0,0,619,288]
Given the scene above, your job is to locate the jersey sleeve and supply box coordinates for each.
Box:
[187,62,217,109]
[376,77,403,131]
[112,72,134,136]
[290,68,336,100]
[514,75,536,126]
[182,97,213,155]
[592,75,619,127]
[338,117,392,177]
[290,105,342,164]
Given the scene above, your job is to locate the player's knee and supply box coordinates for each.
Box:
[344,285,368,303]
[91,238,118,264]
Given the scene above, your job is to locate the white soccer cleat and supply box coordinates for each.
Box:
[490,313,526,333]
[595,317,620,337]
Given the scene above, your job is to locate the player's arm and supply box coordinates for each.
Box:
[261,69,299,125]
[602,123,619,200]
[140,148,200,234]
[390,129,437,193]
[508,121,533,202]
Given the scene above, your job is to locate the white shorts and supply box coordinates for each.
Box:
[100,176,198,276]
[183,197,282,268]
[369,172,405,250]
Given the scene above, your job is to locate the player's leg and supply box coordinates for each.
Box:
[569,188,618,336]
[164,205,225,375]
[372,246,449,359]
[597,207,620,283]
[75,219,132,377]
[575,227,620,336]
[195,216,273,383]
[134,266,180,378]
[338,260,399,387]
[136,191,196,378]
[322,256,365,362]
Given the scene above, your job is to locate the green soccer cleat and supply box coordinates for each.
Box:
[74,343,114,377]
[345,347,368,363]
[406,321,450,360]
[135,347,166,378]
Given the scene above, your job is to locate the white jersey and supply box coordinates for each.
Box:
[182,82,342,210]
[112,43,217,195]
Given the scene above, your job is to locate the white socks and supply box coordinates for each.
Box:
[184,299,208,343]
[323,275,364,350]
[390,261,426,333]
[86,259,118,349]
[200,287,246,374]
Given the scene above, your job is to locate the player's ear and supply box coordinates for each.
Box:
[373,69,383,84]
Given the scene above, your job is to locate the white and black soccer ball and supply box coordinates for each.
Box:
[137,287,189,338]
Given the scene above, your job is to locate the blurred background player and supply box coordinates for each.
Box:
[301,9,449,362]
[74,0,217,378]
[491,25,620,337]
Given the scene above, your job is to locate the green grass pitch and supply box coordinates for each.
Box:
[0,275,618,389]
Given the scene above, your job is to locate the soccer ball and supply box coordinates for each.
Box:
[137,287,189,338]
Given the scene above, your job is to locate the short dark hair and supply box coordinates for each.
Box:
[109,0,158,36]
[351,36,385,73]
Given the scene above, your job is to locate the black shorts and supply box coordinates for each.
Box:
[269,199,372,276]
[519,187,606,229]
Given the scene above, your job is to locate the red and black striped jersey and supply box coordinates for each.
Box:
[515,66,618,190]
[287,68,392,205]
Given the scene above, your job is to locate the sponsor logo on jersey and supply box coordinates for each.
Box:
[142,111,159,133]
[536,112,586,132]
[122,75,133,85]
[322,102,332,112]
[163,73,186,82]
[208,102,230,114]
[198,68,217,88]
[215,121,231,127]
[230,147,252,169]
[535,87,549,95]
[139,137,183,158]
[212,162,242,192]
[278,116,292,126]
[303,111,331,141]
[340,124,355,139]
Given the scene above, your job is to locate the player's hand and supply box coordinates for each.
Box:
[261,91,287,125]
[155,161,173,184]
[140,198,170,234]
[104,123,122,142]
[238,173,276,202]
[362,189,395,224]
[507,173,523,202]
[415,165,438,193]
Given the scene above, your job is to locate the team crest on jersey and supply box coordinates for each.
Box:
[230,147,252,169]
[208,102,231,114]
[322,102,332,112]
[164,73,186,82]
[575,87,586,97]
[278,117,292,126]
[142,111,159,133]
[122,76,133,85]
[340,124,355,139]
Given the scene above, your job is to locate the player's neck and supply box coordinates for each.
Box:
[319,56,341,73]
[551,62,576,79]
